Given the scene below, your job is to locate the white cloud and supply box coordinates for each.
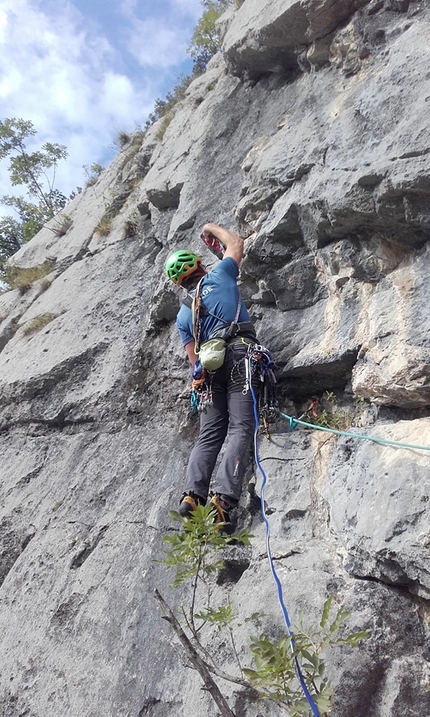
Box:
[128,19,189,69]
[125,0,203,68]
[0,0,198,201]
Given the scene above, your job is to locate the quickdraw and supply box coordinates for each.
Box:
[244,345,277,437]
[190,359,214,413]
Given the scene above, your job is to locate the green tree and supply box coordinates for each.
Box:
[0,118,69,273]
[157,506,369,716]
[188,0,232,73]
[0,216,23,274]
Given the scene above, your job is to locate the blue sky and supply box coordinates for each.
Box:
[0,0,204,202]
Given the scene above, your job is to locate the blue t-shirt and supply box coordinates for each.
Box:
[176,257,251,346]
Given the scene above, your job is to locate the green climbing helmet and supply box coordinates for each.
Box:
[165,250,201,286]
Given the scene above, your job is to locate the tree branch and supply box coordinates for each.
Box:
[154,589,236,717]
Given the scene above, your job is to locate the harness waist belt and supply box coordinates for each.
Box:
[210,321,256,341]
[227,336,257,346]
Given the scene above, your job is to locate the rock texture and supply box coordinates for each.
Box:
[1,1,429,716]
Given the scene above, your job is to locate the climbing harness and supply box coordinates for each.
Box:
[280,412,430,452]
[249,378,320,717]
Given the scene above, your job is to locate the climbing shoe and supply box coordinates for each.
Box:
[209,494,233,533]
[178,492,204,518]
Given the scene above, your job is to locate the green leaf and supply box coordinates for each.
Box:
[320,595,333,628]
[329,607,350,634]
[300,649,319,669]
[244,612,266,623]
[195,602,233,626]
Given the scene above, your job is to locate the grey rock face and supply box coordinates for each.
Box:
[0,1,429,716]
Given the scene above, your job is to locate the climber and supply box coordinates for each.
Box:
[166,223,258,529]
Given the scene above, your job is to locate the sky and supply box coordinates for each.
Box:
[0,0,204,206]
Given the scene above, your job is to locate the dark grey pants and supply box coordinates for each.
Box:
[184,343,255,507]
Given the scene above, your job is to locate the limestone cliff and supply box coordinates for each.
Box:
[1,1,429,715]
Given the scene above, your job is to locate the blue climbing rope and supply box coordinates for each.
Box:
[249,379,320,717]
[280,412,430,451]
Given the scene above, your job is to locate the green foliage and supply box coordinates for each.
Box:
[311,392,350,431]
[147,74,196,129]
[50,215,72,237]
[306,392,349,431]
[0,216,23,276]
[195,601,234,627]
[305,392,371,432]
[0,118,68,215]
[83,163,104,188]
[206,78,219,92]
[159,507,369,716]
[162,504,251,587]
[244,597,370,715]
[0,118,70,271]
[188,0,231,73]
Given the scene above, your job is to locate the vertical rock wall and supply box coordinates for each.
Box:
[0,1,429,715]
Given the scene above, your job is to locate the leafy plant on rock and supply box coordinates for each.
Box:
[304,392,372,432]
[50,214,72,237]
[83,163,104,188]
[94,213,113,237]
[3,261,55,294]
[244,597,369,715]
[156,506,369,716]
[21,311,63,337]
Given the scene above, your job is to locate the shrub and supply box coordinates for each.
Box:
[95,214,112,237]
[157,506,369,716]
[21,312,59,337]
[124,214,139,238]
[50,215,72,237]
[116,130,131,148]
[3,261,55,293]
[147,73,196,131]
[206,78,218,92]
[83,163,104,188]
[305,391,371,431]
[145,1,230,136]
